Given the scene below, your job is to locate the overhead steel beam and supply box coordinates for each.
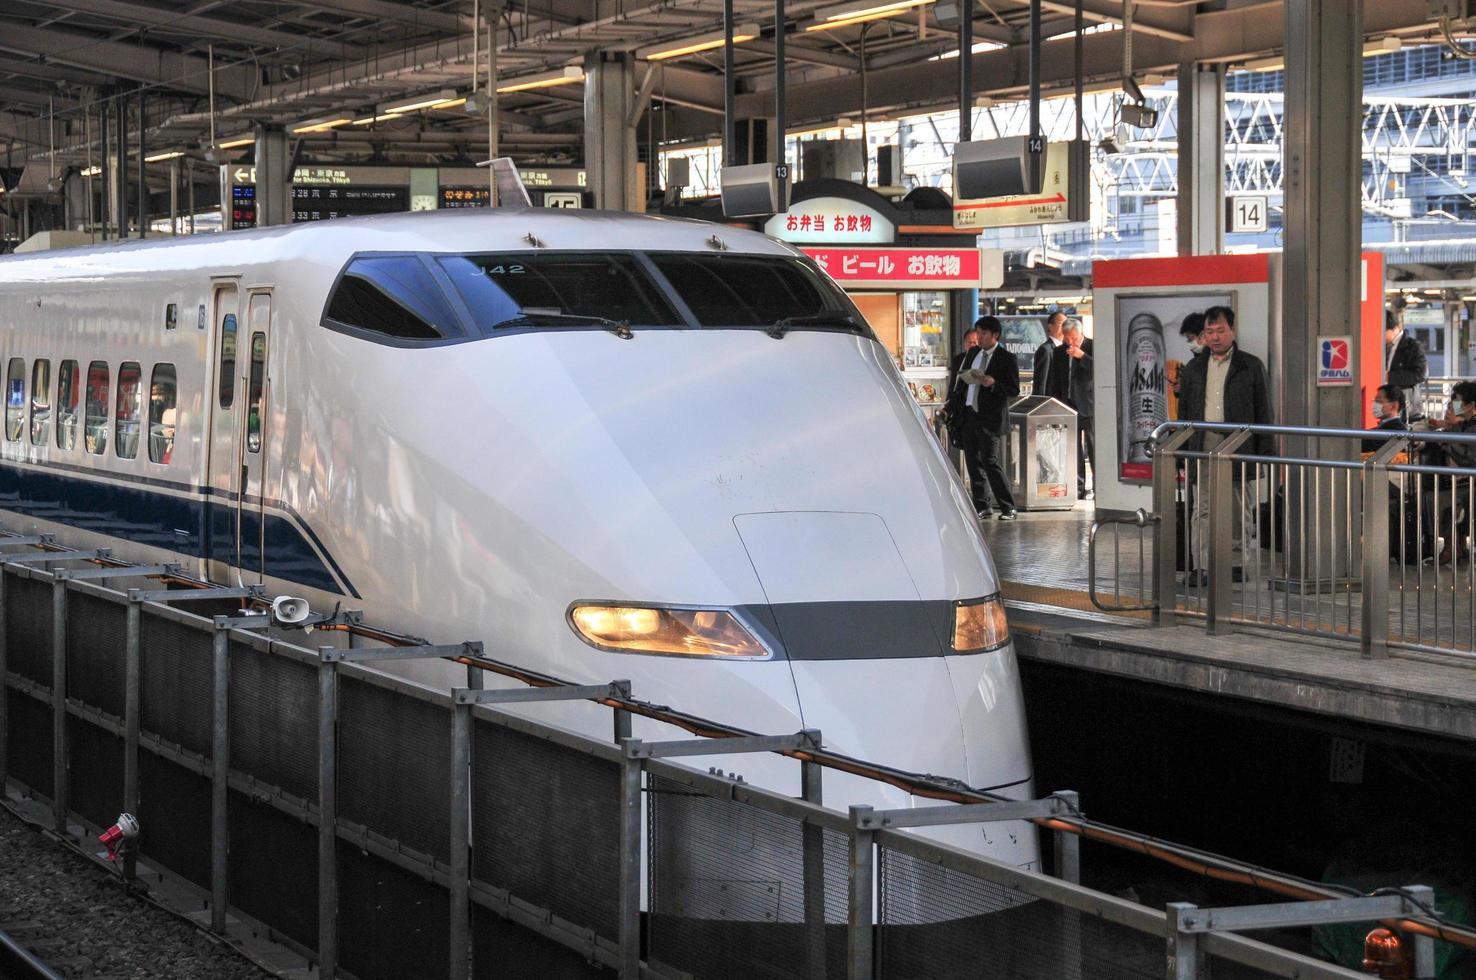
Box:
[0,23,256,100]
[1035,0,1194,43]
[0,54,101,86]
[287,0,465,33]
[25,0,354,58]
[706,0,1432,129]
[744,39,859,71]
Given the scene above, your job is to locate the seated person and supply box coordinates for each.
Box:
[1363,384,1409,454]
[1422,380,1476,564]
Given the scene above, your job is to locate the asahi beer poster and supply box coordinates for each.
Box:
[1117,291,1235,481]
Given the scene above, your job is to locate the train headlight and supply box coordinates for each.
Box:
[568,604,771,659]
[952,595,1010,652]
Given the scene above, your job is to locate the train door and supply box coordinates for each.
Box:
[205,282,240,582]
[237,291,272,584]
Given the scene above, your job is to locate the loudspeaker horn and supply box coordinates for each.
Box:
[271,595,312,625]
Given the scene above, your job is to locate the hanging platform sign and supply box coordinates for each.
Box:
[801,246,1003,289]
[765,196,895,244]
[952,141,1079,230]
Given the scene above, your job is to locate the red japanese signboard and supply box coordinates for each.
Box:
[801,247,986,289]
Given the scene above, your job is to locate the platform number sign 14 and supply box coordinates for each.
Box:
[1228,195,1268,234]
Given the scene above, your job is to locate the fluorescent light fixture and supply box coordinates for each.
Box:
[217,135,255,150]
[290,115,353,134]
[144,150,184,162]
[817,0,931,20]
[496,66,585,94]
[1364,36,1402,55]
[351,113,403,126]
[805,6,923,30]
[378,89,459,115]
[431,96,468,109]
[638,24,760,61]
[934,39,1008,59]
[80,166,101,177]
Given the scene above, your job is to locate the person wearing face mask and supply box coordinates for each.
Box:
[1168,311,1206,419]
[1362,384,1409,453]
[1423,381,1476,565]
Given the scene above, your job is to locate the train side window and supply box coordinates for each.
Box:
[219,313,237,408]
[56,360,80,452]
[323,255,461,341]
[29,359,50,446]
[148,364,177,464]
[115,362,142,460]
[5,358,24,442]
[84,361,109,455]
[246,334,265,453]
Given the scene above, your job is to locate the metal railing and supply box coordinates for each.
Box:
[1141,421,1476,659]
[1089,508,1157,612]
[0,528,1469,978]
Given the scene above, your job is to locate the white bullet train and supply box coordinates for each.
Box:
[0,208,1037,870]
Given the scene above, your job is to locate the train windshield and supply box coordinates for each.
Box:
[438,253,683,331]
[646,253,853,329]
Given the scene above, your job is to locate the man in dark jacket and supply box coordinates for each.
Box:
[1177,306,1274,578]
[1362,384,1409,453]
[944,326,983,483]
[955,316,1021,520]
[1384,310,1428,419]
[1033,311,1066,399]
[1051,322,1095,498]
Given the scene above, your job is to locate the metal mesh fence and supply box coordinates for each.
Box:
[137,750,212,889]
[339,842,450,980]
[1204,951,1297,979]
[228,640,317,802]
[229,794,319,954]
[66,715,123,831]
[65,591,126,718]
[338,675,451,864]
[470,721,622,939]
[140,613,215,758]
[6,689,52,796]
[6,575,52,686]
[647,773,850,980]
[471,905,611,980]
[877,842,1161,980]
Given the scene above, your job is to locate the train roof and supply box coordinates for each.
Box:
[0,208,798,285]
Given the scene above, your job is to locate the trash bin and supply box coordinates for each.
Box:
[1007,396,1078,511]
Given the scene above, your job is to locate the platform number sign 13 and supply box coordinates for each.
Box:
[1228,195,1269,234]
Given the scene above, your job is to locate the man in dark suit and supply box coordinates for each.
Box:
[1363,383,1409,453]
[1033,311,1066,398]
[944,326,983,481]
[1384,309,1427,420]
[1177,305,1274,580]
[1051,321,1095,499]
[954,316,1021,520]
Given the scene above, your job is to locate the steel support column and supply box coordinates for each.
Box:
[584,53,640,212]
[253,126,290,227]
[1175,62,1224,257]
[1281,0,1362,434]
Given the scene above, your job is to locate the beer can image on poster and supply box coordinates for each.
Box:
[1122,312,1168,466]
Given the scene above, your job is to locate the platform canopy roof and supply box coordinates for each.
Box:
[0,0,1457,172]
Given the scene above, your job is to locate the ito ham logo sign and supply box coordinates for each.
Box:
[1318,337,1354,386]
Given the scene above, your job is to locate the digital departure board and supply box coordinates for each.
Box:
[291,185,409,223]
[230,184,257,230]
[440,186,492,209]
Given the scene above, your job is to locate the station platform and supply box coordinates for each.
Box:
[985,507,1476,744]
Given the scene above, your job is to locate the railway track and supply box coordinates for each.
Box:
[0,923,66,979]
[0,796,273,979]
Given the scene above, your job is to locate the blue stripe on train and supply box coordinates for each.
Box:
[0,462,352,596]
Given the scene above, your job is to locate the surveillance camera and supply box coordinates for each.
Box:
[1121,101,1159,130]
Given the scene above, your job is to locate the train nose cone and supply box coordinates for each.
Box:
[732,511,969,779]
